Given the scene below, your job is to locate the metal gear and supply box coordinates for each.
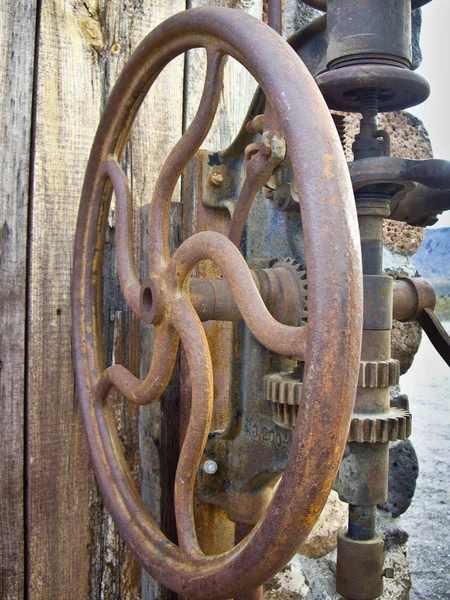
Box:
[263,371,302,430]
[348,409,412,444]
[358,359,400,388]
[271,257,308,324]
[264,363,411,440]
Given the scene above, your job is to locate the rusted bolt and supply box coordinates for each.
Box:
[246,114,264,134]
[203,460,218,475]
[383,567,394,579]
[209,172,224,186]
[259,140,272,158]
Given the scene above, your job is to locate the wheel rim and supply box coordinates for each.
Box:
[72,7,362,598]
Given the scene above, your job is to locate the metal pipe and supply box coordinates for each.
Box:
[393,276,436,321]
[267,0,282,35]
[348,505,377,541]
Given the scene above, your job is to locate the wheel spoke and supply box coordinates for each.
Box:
[147,50,226,274]
[170,301,214,557]
[96,323,179,404]
[104,158,143,318]
[228,147,283,247]
[170,231,307,359]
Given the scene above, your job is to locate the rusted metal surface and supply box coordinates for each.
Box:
[316,64,430,113]
[349,156,450,191]
[189,259,307,325]
[72,6,362,598]
[390,184,450,226]
[393,277,436,322]
[336,532,385,600]
[326,0,412,70]
[267,0,282,35]
[418,308,450,367]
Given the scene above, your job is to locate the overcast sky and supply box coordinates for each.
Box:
[409,0,450,227]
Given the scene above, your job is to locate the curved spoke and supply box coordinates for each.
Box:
[228,148,282,247]
[171,231,307,359]
[104,158,143,318]
[96,323,179,404]
[229,100,284,247]
[147,50,226,274]
[170,301,214,557]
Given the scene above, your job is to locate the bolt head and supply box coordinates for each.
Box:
[203,460,218,475]
[209,172,224,186]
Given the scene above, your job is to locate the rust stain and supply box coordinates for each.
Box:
[323,153,336,180]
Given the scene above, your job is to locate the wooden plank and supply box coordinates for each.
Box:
[27,1,103,597]
[0,2,37,599]
[27,1,185,597]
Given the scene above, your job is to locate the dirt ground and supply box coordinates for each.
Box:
[400,324,450,599]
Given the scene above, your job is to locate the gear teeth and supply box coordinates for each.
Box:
[280,257,306,276]
[265,372,411,440]
[348,409,412,443]
[263,373,302,429]
[358,360,400,388]
[263,373,302,405]
[274,258,308,324]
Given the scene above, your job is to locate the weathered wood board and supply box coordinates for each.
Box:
[0,2,37,598]
[26,1,183,598]
[27,1,103,597]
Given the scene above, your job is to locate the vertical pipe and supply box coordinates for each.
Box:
[267,0,282,35]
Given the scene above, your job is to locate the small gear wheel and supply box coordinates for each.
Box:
[264,369,412,442]
[271,257,308,324]
[263,370,303,430]
[348,409,412,443]
[358,359,400,388]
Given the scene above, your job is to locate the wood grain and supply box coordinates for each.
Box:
[25,1,185,597]
[26,1,105,597]
[0,2,37,598]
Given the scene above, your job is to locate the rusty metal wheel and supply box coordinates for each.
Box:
[72,7,362,599]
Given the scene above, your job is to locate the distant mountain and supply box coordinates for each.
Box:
[412,227,450,281]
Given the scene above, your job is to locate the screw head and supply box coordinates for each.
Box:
[209,172,224,186]
[203,460,218,475]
